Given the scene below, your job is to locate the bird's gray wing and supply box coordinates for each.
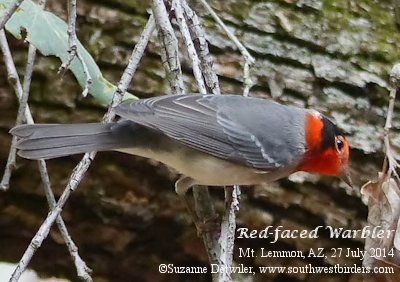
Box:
[113,94,306,170]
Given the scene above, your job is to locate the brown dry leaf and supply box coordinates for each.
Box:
[362,175,400,281]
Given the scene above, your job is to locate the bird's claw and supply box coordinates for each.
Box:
[194,214,220,237]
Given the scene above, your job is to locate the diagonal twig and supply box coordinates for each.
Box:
[197,0,254,96]
[8,13,156,281]
[0,29,92,282]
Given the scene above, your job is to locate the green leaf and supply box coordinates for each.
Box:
[0,0,137,104]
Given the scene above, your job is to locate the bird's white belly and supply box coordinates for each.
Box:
[116,146,273,186]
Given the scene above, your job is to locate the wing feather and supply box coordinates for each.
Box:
[113,95,306,170]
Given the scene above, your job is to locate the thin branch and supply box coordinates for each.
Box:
[0,30,26,190]
[197,0,254,96]
[0,43,37,190]
[0,0,24,30]
[383,64,400,178]
[58,0,92,97]
[1,29,93,282]
[9,13,156,281]
[1,0,93,277]
[173,0,207,94]
[154,1,221,274]
[38,162,93,282]
[152,0,185,95]
[193,2,253,278]
[197,0,254,65]
[193,187,221,279]
[181,0,220,95]
[218,186,240,282]
[242,61,253,97]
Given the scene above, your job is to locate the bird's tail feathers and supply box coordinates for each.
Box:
[10,123,125,160]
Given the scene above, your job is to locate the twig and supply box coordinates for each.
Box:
[194,1,254,278]
[1,29,92,282]
[8,13,156,281]
[197,0,254,64]
[0,0,24,30]
[383,64,400,181]
[173,0,207,94]
[218,186,240,282]
[172,0,221,269]
[58,0,92,97]
[152,0,185,95]
[192,187,221,281]
[181,0,220,95]
[38,163,93,281]
[0,43,36,190]
[1,28,93,282]
[197,0,255,95]
[0,30,25,190]
[1,0,93,277]
[242,61,253,97]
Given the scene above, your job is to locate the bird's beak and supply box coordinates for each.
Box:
[340,167,353,188]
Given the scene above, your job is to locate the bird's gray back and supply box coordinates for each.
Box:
[113,95,307,171]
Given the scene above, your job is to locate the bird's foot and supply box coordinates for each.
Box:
[175,176,220,236]
[194,214,220,237]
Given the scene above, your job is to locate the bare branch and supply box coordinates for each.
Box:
[0,31,33,190]
[193,187,221,280]
[58,0,92,97]
[197,0,254,96]
[8,13,156,281]
[38,162,93,282]
[181,0,220,95]
[173,0,207,94]
[218,186,240,282]
[383,64,400,178]
[153,1,221,273]
[0,0,24,30]
[152,0,185,95]
[0,29,93,282]
[1,0,93,277]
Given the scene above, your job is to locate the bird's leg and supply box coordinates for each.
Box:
[175,176,220,236]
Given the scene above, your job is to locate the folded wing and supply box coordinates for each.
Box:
[114,95,306,170]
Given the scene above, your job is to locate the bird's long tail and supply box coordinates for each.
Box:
[10,121,136,160]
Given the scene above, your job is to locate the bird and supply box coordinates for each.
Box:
[10,94,352,195]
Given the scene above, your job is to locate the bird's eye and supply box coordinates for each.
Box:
[335,137,344,152]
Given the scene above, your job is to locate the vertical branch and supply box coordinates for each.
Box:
[152,0,185,94]
[218,186,240,282]
[8,13,156,281]
[153,1,221,275]
[58,0,92,97]
[192,188,221,266]
[173,0,207,94]
[181,0,220,95]
[383,64,400,180]
[0,43,37,190]
[0,30,27,190]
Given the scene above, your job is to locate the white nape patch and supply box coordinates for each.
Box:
[250,134,277,166]
[309,109,322,119]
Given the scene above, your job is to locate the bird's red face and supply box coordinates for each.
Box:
[297,112,352,186]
